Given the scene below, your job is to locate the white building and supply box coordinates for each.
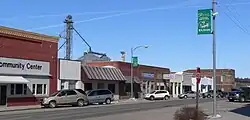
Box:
[163,72,190,98]
[57,59,84,90]
[191,77,213,93]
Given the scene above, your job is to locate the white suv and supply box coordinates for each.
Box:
[144,90,170,100]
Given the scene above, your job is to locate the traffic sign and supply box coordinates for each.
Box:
[196,67,201,84]
[132,56,138,67]
[198,9,212,35]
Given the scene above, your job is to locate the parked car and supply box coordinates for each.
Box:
[202,90,224,98]
[85,89,114,104]
[144,90,170,100]
[40,89,89,108]
[228,87,250,102]
[178,91,198,99]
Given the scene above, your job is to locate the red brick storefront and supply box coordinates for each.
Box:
[87,61,170,98]
[184,69,235,92]
[0,26,58,106]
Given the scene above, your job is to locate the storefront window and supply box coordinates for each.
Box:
[84,83,93,91]
[36,84,43,94]
[43,84,47,94]
[10,84,27,95]
[15,84,23,95]
[175,83,177,95]
[178,83,181,94]
[61,80,65,90]
[11,84,14,95]
[32,84,48,95]
[160,86,164,90]
[23,84,27,95]
[97,83,105,89]
[32,84,36,94]
[108,84,116,93]
[69,81,76,89]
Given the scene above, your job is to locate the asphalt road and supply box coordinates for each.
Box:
[0,98,224,120]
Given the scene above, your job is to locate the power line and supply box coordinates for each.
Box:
[25,1,250,31]
[58,40,66,51]
[219,0,250,35]
[0,11,124,21]
[0,0,194,21]
[1,1,249,22]
[222,11,250,35]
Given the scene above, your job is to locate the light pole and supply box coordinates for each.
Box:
[130,45,148,99]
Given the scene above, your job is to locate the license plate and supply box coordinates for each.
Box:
[229,97,232,99]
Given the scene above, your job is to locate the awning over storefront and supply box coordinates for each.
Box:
[0,76,29,83]
[82,65,127,81]
[125,76,141,84]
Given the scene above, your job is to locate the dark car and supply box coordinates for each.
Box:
[228,87,250,102]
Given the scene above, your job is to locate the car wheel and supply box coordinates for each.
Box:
[207,95,211,98]
[240,97,245,102]
[49,101,56,108]
[184,95,188,99]
[77,99,87,107]
[150,96,155,101]
[163,95,169,100]
[105,98,111,104]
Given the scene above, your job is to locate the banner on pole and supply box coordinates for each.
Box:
[198,9,212,35]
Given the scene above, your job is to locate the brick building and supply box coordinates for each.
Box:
[87,61,170,98]
[235,78,250,88]
[184,69,235,92]
[0,26,59,107]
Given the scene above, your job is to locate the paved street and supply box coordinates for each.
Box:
[0,98,224,120]
[81,100,250,120]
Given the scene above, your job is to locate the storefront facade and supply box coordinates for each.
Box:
[163,72,183,98]
[87,61,170,99]
[82,65,126,100]
[0,26,58,107]
[57,59,83,91]
[184,69,235,92]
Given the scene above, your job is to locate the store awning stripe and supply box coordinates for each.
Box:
[82,65,126,81]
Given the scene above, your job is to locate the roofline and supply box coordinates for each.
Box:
[87,61,170,70]
[184,68,235,71]
[0,26,59,43]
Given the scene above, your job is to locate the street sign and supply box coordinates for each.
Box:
[198,9,212,35]
[132,56,138,67]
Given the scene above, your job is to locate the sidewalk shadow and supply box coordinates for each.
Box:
[230,103,250,117]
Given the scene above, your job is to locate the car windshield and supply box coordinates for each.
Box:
[239,87,249,91]
[51,91,60,96]
[150,91,155,94]
[85,90,91,95]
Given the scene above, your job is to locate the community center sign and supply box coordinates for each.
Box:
[0,57,50,76]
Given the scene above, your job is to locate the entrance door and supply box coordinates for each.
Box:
[0,85,7,105]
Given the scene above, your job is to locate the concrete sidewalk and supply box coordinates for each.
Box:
[0,105,41,112]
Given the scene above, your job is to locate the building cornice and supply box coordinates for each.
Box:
[0,26,59,43]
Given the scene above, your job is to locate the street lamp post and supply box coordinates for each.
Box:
[130,45,148,99]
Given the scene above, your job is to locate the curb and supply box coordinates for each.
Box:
[0,107,42,113]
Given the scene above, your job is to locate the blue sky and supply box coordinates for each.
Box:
[1,0,250,77]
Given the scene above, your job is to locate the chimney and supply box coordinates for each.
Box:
[120,51,125,62]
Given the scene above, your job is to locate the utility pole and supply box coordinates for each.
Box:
[64,15,73,60]
[130,48,134,99]
[212,0,218,117]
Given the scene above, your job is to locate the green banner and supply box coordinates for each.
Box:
[198,9,212,35]
[132,56,138,67]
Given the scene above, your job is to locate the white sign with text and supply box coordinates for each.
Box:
[0,57,50,76]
